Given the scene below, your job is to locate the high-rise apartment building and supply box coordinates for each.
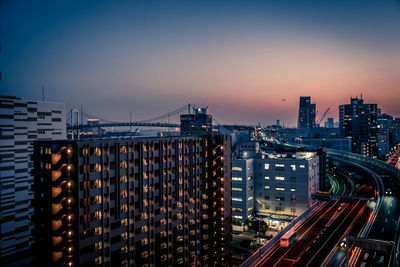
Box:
[0,95,65,266]
[339,97,378,157]
[31,135,231,266]
[297,96,316,129]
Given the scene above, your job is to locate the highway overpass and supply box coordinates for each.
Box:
[241,150,400,267]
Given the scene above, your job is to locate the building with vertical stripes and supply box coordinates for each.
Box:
[0,95,65,266]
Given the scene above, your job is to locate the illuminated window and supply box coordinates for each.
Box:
[247,176,253,181]
[290,165,296,171]
[232,177,242,181]
[95,241,102,250]
[232,197,242,202]
[275,164,284,168]
[95,211,102,219]
[276,176,285,181]
[276,187,285,191]
[232,167,242,171]
[232,187,242,191]
[265,185,270,190]
[248,196,253,201]
[291,188,296,192]
[300,165,305,168]
[265,176,270,180]
[264,164,270,170]
[233,215,243,219]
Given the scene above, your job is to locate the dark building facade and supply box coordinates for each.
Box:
[297,96,316,129]
[339,97,378,157]
[180,107,212,135]
[32,135,231,267]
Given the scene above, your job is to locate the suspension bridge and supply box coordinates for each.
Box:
[67,104,253,138]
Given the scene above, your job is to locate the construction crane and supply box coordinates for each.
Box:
[316,107,330,127]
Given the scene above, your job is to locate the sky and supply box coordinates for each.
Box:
[1,0,400,126]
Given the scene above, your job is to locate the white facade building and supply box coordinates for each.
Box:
[232,158,254,222]
[0,95,66,265]
[254,152,319,220]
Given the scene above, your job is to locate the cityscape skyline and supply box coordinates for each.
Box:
[2,0,400,126]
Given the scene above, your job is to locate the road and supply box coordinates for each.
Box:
[252,199,370,267]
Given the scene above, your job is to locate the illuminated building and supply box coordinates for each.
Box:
[31,135,231,266]
[180,107,212,135]
[297,96,316,129]
[0,95,65,266]
[339,96,378,157]
[254,152,319,221]
[231,158,254,222]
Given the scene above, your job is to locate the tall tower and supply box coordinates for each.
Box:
[297,96,316,129]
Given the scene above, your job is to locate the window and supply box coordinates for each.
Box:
[275,164,285,170]
[265,185,270,190]
[247,176,253,181]
[233,215,243,219]
[233,207,243,212]
[248,196,253,201]
[290,177,296,182]
[264,164,270,170]
[232,167,242,171]
[232,197,242,202]
[290,165,296,171]
[232,187,242,191]
[248,186,253,191]
[232,177,242,181]
[276,207,285,211]
[276,176,285,181]
[291,188,296,192]
[276,187,285,191]
[265,176,270,180]
[300,165,305,168]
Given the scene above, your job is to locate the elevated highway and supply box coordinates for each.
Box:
[241,150,400,267]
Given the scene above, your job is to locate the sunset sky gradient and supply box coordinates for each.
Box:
[1,0,400,126]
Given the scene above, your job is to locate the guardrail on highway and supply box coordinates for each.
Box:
[240,201,322,267]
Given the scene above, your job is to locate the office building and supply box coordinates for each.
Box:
[339,97,378,157]
[180,107,212,135]
[254,152,319,221]
[32,135,232,266]
[297,96,316,129]
[0,95,65,266]
[232,158,254,222]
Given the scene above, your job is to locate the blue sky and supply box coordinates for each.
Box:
[1,0,400,125]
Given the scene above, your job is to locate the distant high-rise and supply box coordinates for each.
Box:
[339,96,378,157]
[0,95,66,266]
[32,135,232,266]
[180,107,212,135]
[325,118,334,128]
[297,96,316,129]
